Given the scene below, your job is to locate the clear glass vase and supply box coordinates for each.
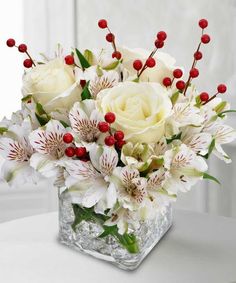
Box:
[58,189,173,271]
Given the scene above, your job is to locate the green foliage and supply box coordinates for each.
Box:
[21,95,32,103]
[71,204,139,254]
[0,127,8,135]
[75,48,91,69]
[218,109,236,118]
[203,172,221,185]
[214,101,227,114]
[170,91,180,105]
[81,81,92,100]
[103,60,119,71]
[166,132,182,144]
[35,103,50,126]
[83,49,94,65]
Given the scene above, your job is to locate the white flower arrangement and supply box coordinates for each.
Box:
[1,18,236,253]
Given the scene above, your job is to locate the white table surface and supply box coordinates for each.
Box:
[0,210,236,283]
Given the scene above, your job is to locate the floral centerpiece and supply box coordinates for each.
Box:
[1,18,236,270]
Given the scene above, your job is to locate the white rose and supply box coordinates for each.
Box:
[97,82,172,143]
[119,47,178,83]
[22,58,81,112]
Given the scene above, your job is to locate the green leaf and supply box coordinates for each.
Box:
[21,95,32,102]
[71,204,139,253]
[132,77,139,83]
[35,113,49,126]
[60,120,69,128]
[0,127,8,135]
[103,60,119,71]
[81,81,92,100]
[195,95,202,107]
[166,132,182,144]
[170,91,179,105]
[75,48,91,69]
[36,103,47,116]
[203,172,221,185]
[218,109,236,118]
[214,101,227,114]
[83,49,94,65]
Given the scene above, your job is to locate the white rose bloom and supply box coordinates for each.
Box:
[22,58,81,112]
[97,81,172,143]
[119,47,177,83]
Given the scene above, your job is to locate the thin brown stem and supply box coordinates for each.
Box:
[202,92,218,105]
[137,47,158,78]
[183,42,201,96]
[25,51,36,66]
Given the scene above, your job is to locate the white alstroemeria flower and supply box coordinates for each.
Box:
[75,66,119,99]
[69,100,104,146]
[163,144,208,194]
[63,144,118,213]
[113,166,148,211]
[181,127,212,155]
[206,122,236,163]
[29,119,67,178]
[165,103,203,138]
[0,118,40,186]
[104,207,141,235]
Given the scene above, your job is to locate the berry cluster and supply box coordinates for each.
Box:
[160,19,227,104]
[132,31,167,78]
[200,83,227,104]
[63,133,88,161]
[98,112,126,149]
[98,19,122,60]
[6,38,35,68]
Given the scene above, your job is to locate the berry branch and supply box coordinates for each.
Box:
[98,19,122,60]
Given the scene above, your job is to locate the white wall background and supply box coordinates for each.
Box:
[0,0,236,222]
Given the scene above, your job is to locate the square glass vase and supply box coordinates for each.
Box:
[58,190,173,271]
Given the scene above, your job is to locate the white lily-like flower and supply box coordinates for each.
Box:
[165,102,203,138]
[206,122,236,163]
[63,144,118,213]
[181,127,212,155]
[29,119,67,178]
[0,118,40,186]
[163,144,208,194]
[113,166,148,211]
[69,100,104,145]
[75,66,119,99]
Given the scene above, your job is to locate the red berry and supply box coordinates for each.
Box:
[80,79,86,88]
[200,92,209,102]
[98,121,110,133]
[157,31,167,41]
[112,51,122,60]
[133,60,143,71]
[18,44,27,53]
[201,34,211,44]
[176,80,186,91]
[155,39,164,49]
[199,19,208,29]
[63,133,73,143]
[23,59,33,68]
[116,140,126,150]
[194,51,203,60]
[217,84,227,93]
[146,57,156,68]
[75,147,87,158]
[114,131,124,141]
[105,112,116,123]
[105,136,116,146]
[6,38,15,47]
[189,68,199,78]
[173,68,183,79]
[65,147,75,157]
[106,33,114,42]
[65,55,74,65]
[98,19,107,29]
[163,77,172,87]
